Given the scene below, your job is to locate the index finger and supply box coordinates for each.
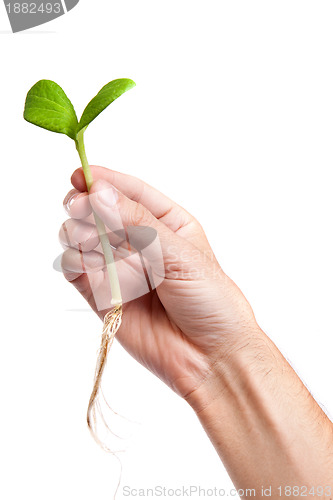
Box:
[71,165,194,233]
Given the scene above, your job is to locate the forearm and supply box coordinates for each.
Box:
[187,328,333,498]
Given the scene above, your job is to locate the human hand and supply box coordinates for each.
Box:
[60,166,259,398]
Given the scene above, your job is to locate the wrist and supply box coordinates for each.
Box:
[185,326,273,415]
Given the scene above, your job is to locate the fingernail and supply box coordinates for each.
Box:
[94,180,118,207]
[63,189,80,215]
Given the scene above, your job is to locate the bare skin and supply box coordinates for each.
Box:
[60,166,333,499]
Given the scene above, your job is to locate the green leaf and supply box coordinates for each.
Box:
[77,79,136,134]
[24,80,78,140]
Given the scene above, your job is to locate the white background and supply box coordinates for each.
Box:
[1,1,333,499]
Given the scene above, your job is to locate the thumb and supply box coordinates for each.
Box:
[89,179,201,281]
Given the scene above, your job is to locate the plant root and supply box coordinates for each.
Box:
[87,304,123,451]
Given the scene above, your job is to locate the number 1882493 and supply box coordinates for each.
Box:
[5,3,61,14]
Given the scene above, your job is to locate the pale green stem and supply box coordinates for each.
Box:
[75,129,122,307]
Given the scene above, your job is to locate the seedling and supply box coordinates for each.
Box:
[24,78,136,449]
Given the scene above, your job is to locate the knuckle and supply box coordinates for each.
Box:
[130,201,151,227]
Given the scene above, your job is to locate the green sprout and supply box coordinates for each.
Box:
[24,78,136,306]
